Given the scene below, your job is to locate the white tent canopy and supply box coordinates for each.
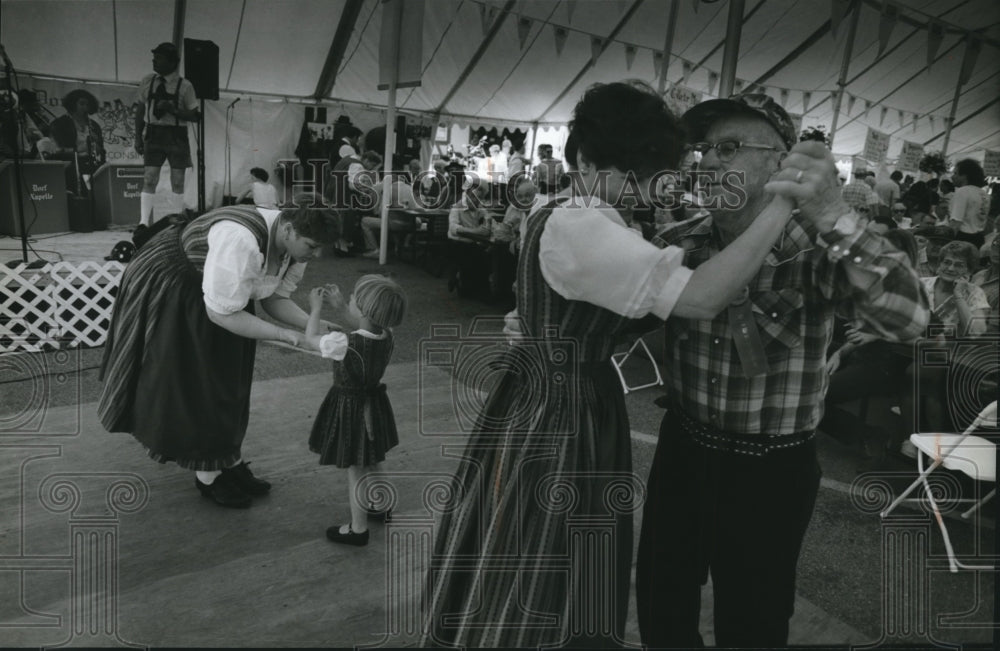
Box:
[4,0,999,163]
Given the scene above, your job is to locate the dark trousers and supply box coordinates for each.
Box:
[636,419,821,648]
[820,344,911,446]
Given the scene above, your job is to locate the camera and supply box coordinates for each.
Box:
[912,325,998,433]
[418,317,578,437]
[0,334,82,436]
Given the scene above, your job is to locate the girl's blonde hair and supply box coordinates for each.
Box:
[354,275,407,328]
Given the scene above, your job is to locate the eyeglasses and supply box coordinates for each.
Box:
[685,140,780,162]
[855,206,871,214]
[892,209,906,214]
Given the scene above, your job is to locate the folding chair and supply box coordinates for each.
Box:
[611,335,664,394]
[880,401,996,572]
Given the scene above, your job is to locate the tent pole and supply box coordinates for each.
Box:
[941,77,964,157]
[656,0,680,95]
[529,122,538,176]
[828,1,861,149]
[718,0,745,97]
[380,0,404,265]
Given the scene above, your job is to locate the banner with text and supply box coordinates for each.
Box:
[862,127,891,163]
[23,77,143,164]
[897,140,924,172]
[983,149,1000,178]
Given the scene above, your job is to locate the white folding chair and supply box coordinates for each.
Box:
[880,401,996,572]
[611,335,664,394]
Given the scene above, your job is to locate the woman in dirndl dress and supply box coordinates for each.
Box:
[98,198,341,508]
[419,81,798,647]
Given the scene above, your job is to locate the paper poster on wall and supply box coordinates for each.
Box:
[663,83,703,119]
[862,127,890,163]
[21,77,143,164]
[983,150,1000,177]
[897,141,924,172]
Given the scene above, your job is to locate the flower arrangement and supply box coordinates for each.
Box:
[918,151,949,176]
[799,125,831,147]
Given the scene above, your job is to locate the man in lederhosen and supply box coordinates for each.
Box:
[134,42,200,226]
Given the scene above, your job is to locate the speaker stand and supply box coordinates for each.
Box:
[197,98,205,213]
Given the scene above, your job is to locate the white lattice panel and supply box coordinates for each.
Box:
[1,261,124,354]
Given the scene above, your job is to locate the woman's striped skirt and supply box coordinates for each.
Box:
[98,224,257,471]
[420,354,635,648]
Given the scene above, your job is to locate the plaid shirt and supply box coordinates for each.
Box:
[841,181,877,210]
[652,213,929,436]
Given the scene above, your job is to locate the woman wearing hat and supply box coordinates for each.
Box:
[50,89,106,194]
[98,197,341,508]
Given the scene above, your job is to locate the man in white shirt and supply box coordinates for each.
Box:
[949,158,990,248]
[134,42,200,226]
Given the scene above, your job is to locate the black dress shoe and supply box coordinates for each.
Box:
[195,474,252,509]
[326,524,369,546]
[222,461,271,496]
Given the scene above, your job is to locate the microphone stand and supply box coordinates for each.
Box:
[2,50,30,264]
[225,97,239,205]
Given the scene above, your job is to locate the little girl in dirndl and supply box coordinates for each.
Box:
[305,275,407,546]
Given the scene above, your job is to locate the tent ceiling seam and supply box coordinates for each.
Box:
[400,0,468,108]
[314,0,365,98]
[435,0,517,115]
[534,0,646,123]
[471,0,561,118]
[225,0,247,91]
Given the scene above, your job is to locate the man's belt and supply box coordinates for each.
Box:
[662,399,815,457]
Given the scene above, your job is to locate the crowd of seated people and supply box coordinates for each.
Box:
[820,158,998,465]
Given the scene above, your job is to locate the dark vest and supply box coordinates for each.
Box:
[327,155,362,209]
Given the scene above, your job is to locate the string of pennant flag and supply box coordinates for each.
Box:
[476,0,978,136]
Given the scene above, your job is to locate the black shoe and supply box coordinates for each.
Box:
[222,461,272,496]
[326,524,369,546]
[195,474,252,509]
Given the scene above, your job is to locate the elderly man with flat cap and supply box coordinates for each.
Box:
[636,94,929,648]
[134,42,200,226]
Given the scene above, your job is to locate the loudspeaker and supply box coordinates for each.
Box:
[183,38,219,101]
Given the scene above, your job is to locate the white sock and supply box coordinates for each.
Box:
[196,470,221,484]
[169,192,185,216]
[139,192,154,226]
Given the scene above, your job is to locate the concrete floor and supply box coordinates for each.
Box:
[0,231,995,648]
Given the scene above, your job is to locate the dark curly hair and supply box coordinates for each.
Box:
[565,81,685,179]
[62,89,99,115]
[954,158,986,188]
[279,193,343,244]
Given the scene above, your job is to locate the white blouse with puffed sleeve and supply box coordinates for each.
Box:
[201,209,307,315]
[537,197,692,320]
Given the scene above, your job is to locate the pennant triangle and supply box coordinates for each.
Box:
[912,113,918,133]
[681,61,693,84]
[802,91,812,113]
[779,88,789,107]
[653,51,664,79]
[734,79,744,95]
[590,36,604,65]
[830,0,853,37]
[877,2,899,59]
[847,94,856,115]
[926,20,945,72]
[708,72,719,96]
[553,27,568,57]
[624,44,636,71]
[958,35,983,86]
[879,106,888,127]
[864,100,872,119]
[517,17,532,50]
[897,109,904,128]
[929,115,935,132]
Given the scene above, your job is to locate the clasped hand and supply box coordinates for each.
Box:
[764,141,851,232]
